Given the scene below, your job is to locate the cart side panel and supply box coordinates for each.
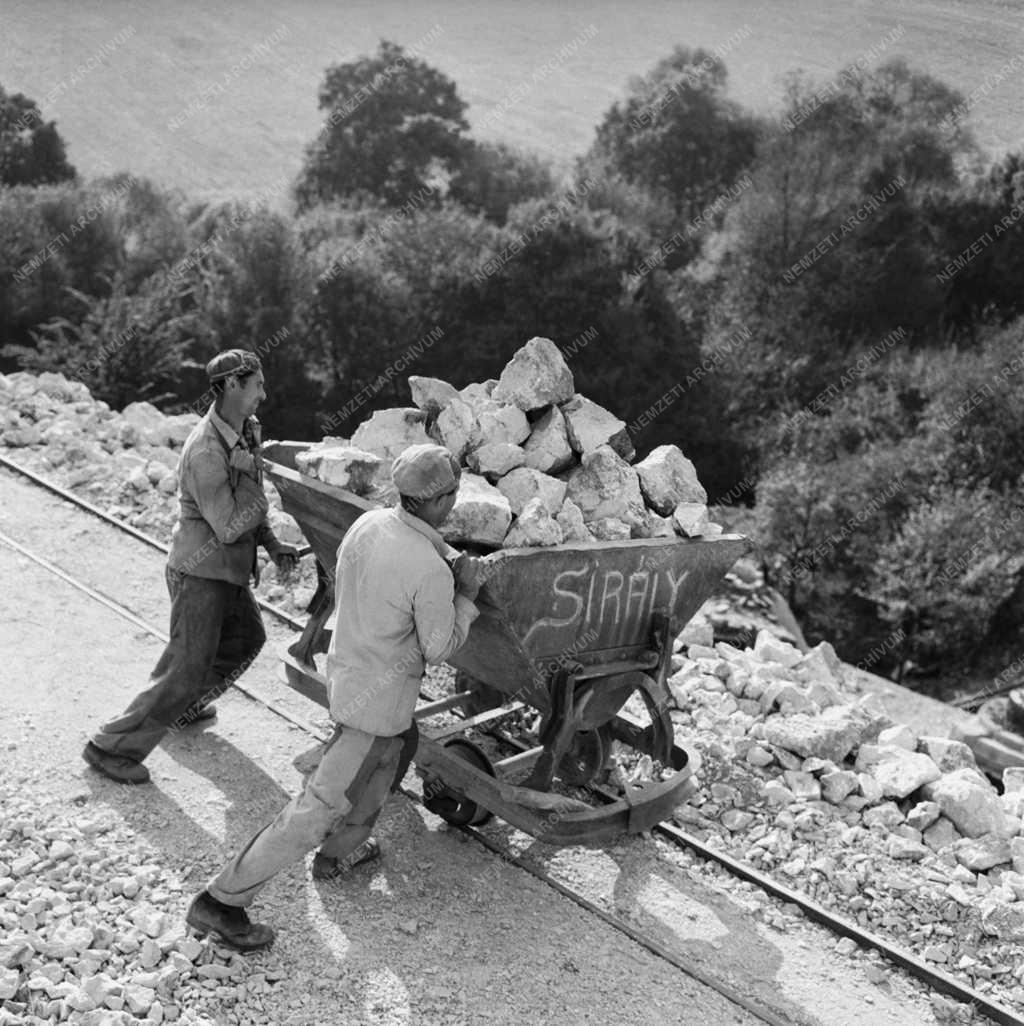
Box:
[473,537,750,668]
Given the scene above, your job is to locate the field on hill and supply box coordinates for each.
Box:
[3,0,1024,204]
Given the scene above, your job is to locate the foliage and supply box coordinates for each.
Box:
[0,85,75,187]
[7,271,204,409]
[448,141,555,224]
[867,486,1024,674]
[295,40,470,210]
[589,46,758,221]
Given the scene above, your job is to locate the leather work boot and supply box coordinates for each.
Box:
[185,891,275,952]
[312,838,381,880]
[82,742,151,784]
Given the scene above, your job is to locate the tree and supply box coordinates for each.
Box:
[295,40,470,210]
[448,141,555,224]
[589,47,758,222]
[0,85,75,186]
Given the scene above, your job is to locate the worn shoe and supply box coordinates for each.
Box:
[312,838,382,880]
[82,742,151,784]
[185,891,274,952]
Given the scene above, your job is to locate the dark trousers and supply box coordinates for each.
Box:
[93,567,265,763]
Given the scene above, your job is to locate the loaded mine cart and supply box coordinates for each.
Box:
[263,441,750,846]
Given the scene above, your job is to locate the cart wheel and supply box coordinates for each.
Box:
[423,738,495,827]
[557,725,612,787]
[456,670,505,717]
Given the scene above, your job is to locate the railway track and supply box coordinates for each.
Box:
[2,451,1020,1026]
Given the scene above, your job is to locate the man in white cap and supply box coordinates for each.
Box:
[83,348,299,784]
[185,442,480,950]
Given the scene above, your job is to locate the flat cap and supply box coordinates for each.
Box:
[206,348,262,382]
[391,443,460,499]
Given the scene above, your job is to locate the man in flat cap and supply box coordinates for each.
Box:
[83,348,299,784]
[184,443,480,951]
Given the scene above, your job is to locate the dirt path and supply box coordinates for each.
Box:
[0,467,966,1025]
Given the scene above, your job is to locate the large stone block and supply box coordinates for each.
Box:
[491,337,575,411]
[561,394,634,459]
[440,473,512,548]
[556,498,593,542]
[866,747,942,799]
[408,376,459,416]
[470,400,531,450]
[350,408,431,460]
[761,705,867,762]
[435,398,476,463]
[497,466,567,516]
[671,502,709,538]
[466,443,526,481]
[922,768,1009,839]
[635,444,707,514]
[503,497,564,548]
[565,445,645,525]
[309,446,388,494]
[522,405,575,474]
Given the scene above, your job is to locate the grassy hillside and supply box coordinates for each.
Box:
[3,0,1024,203]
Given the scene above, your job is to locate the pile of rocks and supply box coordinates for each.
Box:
[665,627,1024,1007]
[0,789,284,1026]
[295,337,719,550]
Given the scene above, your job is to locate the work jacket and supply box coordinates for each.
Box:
[327,506,479,737]
[168,407,281,585]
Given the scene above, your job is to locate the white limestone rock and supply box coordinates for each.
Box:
[460,380,498,404]
[867,747,942,799]
[350,408,431,460]
[497,467,567,516]
[466,442,526,481]
[760,705,867,762]
[560,394,634,460]
[956,836,1013,872]
[470,400,531,450]
[122,402,172,447]
[435,398,477,462]
[918,737,977,773]
[503,497,564,548]
[671,502,709,538]
[635,444,707,514]
[923,768,1009,839]
[587,517,633,541]
[409,376,459,416]
[314,447,387,494]
[647,511,677,538]
[164,412,200,447]
[980,897,1024,941]
[440,473,512,548]
[753,630,803,669]
[556,498,593,543]
[565,445,645,526]
[491,337,575,411]
[522,406,575,474]
[877,725,918,751]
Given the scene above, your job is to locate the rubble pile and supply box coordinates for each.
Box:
[663,627,1024,1008]
[294,337,722,550]
[0,789,285,1026]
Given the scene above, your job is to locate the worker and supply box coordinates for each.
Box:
[83,348,299,785]
[184,442,480,950]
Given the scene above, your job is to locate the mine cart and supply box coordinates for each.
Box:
[264,441,750,846]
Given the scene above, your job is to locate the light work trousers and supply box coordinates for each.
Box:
[207,723,403,907]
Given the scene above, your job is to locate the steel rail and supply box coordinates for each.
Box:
[3,454,1020,1026]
